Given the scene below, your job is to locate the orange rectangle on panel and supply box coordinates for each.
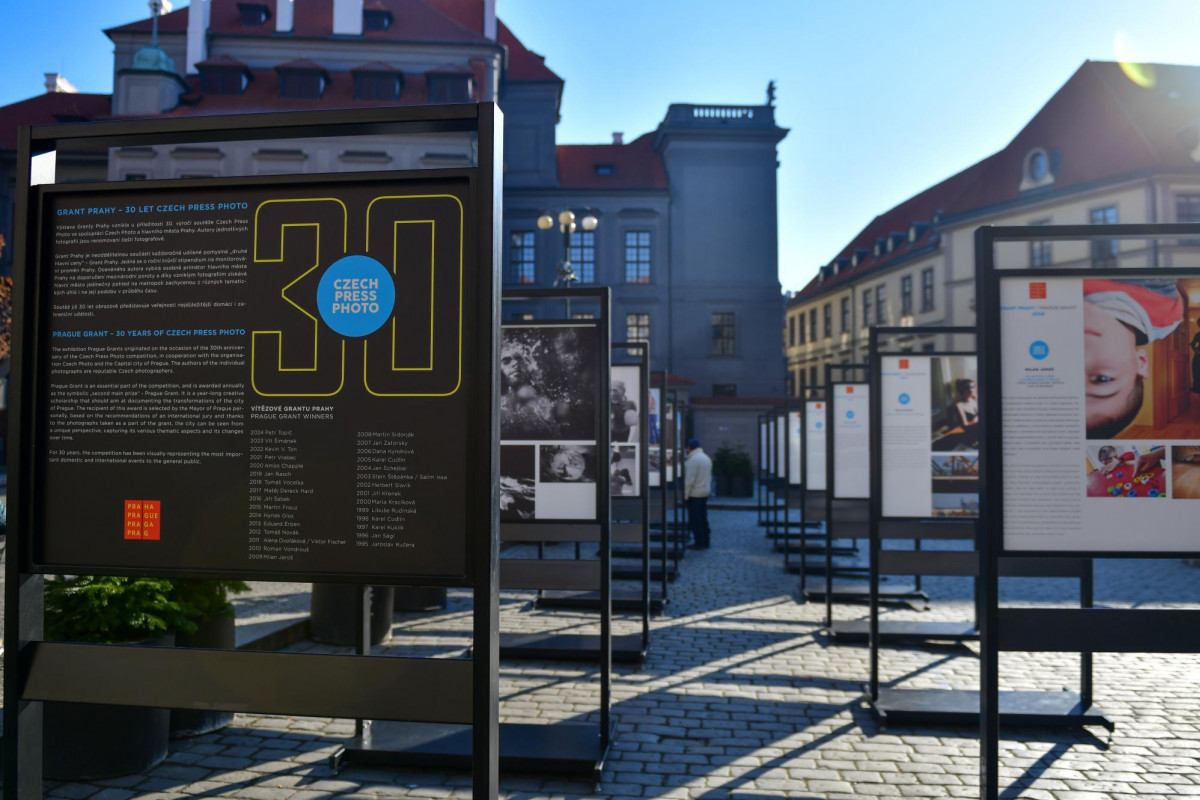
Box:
[899,358,910,369]
[846,386,854,394]
[141,500,161,541]
[1029,282,1047,299]
[124,500,143,540]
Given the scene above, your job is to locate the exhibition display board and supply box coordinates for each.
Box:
[5,106,503,800]
[804,399,827,492]
[831,383,870,500]
[975,224,1200,800]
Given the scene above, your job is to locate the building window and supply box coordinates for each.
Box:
[901,275,913,316]
[279,70,325,99]
[363,9,393,30]
[1030,218,1052,267]
[840,297,850,332]
[239,2,270,25]
[1176,195,1200,245]
[595,164,615,176]
[624,231,651,283]
[809,366,818,390]
[513,312,535,321]
[355,72,402,101]
[798,312,806,345]
[922,342,936,353]
[626,313,650,343]
[921,267,935,312]
[808,309,817,342]
[428,74,472,104]
[509,231,535,284]
[711,312,736,356]
[823,303,832,338]
[862,288,872,327]
[1090,205,1118,266]
[572,313,595,320]
[568,230,596,283]
[789,315,797,347]
[200,67,247,95]
[713,383,737,397]
[875,285,887,323]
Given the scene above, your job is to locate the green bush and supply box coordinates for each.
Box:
[45,576,192,643]
[171,579,250,627]
[712,444,754,479]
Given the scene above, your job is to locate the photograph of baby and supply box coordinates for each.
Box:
[1171,445,1200,499]
[1085,442,1167,498]
[611,444,639,496]
[499,445,536,521]
[612,365,641,444]
[932,493,979,518]
[1084,278,1200,440]
[500,325,598,441]
[930,356,979,452]
[539,444,597,483]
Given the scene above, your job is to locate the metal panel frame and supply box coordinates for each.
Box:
[5,104,502,800]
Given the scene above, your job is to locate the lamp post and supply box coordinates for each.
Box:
[538,209,599,315]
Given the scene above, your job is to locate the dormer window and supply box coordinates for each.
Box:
[428,72,472,103]
[276,60,329,99]
[595,163,615,176]
[1020,147,1054,191]
[873,242,882,257]
[909,225,918,243]
[363,9,393,31]
[886,237,894,253]
[832,262,840,276]
[353,63,403,101]
[197,56,251,96]
[238,2,270,26]
[851,253,859,268]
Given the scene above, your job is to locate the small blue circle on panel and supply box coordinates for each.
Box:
[846,410,855,420]
[815,422,822,430]
[317,255,395,337]
[898,393,910,405]
[1029,340,1049,360]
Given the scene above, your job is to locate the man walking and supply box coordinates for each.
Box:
[684,438,712,549]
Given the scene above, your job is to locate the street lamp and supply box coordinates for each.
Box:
[538,208,599,290]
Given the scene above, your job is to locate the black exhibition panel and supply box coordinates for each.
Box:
[804,364,898,620]
[756,414,771,528]
[836,327,981,652]
[665,389,687,574]
[4,105,503,800]
[976,223,1200,800]
[858,326,1103,728]
[777,381,841,574]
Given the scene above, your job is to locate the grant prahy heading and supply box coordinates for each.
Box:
[57,202,250,216]
[52,328,246,338]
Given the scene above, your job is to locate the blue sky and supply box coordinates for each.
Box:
[3,1,1199,291]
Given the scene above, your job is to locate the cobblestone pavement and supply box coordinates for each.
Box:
[40,509,1200,799]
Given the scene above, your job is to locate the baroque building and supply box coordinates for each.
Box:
[786,60,1200,395]
[0,0,788,436]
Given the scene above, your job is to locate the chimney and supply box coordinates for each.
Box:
[186,0,211,74]
[44,73,80,94]
[612,132,624,145]
[482,0,497,40]
[276,0,294,32]
[332,0,364,35]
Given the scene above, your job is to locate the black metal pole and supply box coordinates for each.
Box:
[824,364,835,629]
[868,330,882,702]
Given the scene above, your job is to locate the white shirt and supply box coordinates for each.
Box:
[684,448,712,499]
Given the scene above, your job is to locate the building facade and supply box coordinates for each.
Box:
[0,0,789,427]
[785,60,1200,395]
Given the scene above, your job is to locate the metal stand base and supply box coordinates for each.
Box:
[333,720,612,778]
[536,590,666,615]
[831,620,977,644]
[498,632,646,664]
[786,562,869,577]
[612,564,677,582]
[802,585,928,607]
[869,688,1113,729]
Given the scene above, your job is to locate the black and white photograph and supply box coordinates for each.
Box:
[611,444,640,496]
[611,365,641,443]
[500,325,599,441]
[537,444,598,520]
[539,444,598,483]
[499,445,536,522]
[649,445,662,488]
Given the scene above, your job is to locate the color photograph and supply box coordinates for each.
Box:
[931,493,979,518]
[1085,442,1168,498]
[930,356,979,452]
[1171,445,1200,499]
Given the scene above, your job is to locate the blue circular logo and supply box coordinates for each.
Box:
[1029,340,1049,360]
[898,393,911,405]
[846,410,855,420]
[815,422,822,430]
[317,255,396,338]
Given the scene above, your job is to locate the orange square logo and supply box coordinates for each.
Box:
[899,358,910,369]
[846,386,854,394]
[124,500,161,541]
[815,403,823,410]
[1029,282,1047,299]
